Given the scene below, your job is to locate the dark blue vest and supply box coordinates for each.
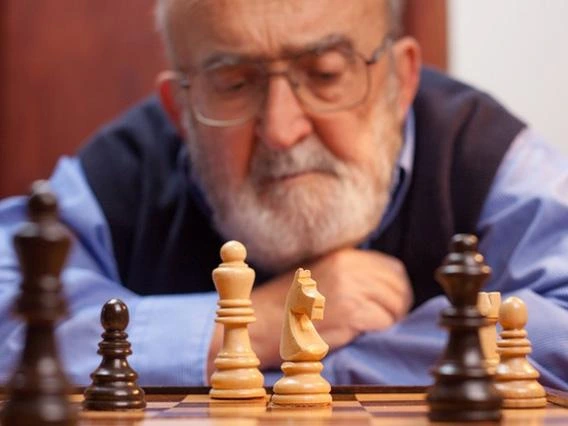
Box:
[79,69,525,308]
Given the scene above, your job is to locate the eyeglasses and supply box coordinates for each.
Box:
[176,35,393,127]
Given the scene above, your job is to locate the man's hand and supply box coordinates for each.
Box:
[238,248,413,371]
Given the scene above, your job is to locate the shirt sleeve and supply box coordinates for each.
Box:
[0,157,218,386]
[322,128,568,389]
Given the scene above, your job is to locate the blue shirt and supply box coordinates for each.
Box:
[1,114,567,389]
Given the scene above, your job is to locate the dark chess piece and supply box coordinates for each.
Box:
[0,181,77,426]
[83,299,146,410]
[426,234,502,422]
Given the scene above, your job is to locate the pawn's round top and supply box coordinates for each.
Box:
[450,234,478,253]
[28,180,58,221]
[101,299,129,331]
[499,296,527,330]
[220,240,247,263]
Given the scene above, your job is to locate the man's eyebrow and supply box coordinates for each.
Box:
[200,53,256,71]
[282,33,354,57]
[198,33,355,71]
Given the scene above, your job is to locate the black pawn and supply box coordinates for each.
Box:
[0,181,77,426]
[426,234,502,422]
[83,299,146,410]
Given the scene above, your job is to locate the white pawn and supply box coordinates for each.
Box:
[209,241,266,399]
[495,296,546,408]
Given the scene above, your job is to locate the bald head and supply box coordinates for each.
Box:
[155,0,406,66]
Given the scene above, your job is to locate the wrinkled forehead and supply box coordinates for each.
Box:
[165,0,388,69]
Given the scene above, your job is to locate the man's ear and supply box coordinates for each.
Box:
[392,37,422,122]
[156,71,186,137]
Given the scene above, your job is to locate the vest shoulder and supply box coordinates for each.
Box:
[415,68,525,128]
[76,95,187,240]
[78,96,184,211]
[79,96,182,165]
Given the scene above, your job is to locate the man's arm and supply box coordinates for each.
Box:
[322,129,568,389]
[0,158,218,386]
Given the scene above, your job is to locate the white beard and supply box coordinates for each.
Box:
[183,94,401,273]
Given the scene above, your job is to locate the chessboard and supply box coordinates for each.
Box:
[2,386,568,425]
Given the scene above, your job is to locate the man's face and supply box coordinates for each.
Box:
[167,0,406,272]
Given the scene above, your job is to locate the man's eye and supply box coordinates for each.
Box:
[308,70,342,84]
[208,67,256,94]
[303,50,348,85]
[217,79,249,93]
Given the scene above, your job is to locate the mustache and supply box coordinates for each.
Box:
[250,136,344,184]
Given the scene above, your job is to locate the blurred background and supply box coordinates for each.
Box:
[449,0,568,157]
[0,0,566,198]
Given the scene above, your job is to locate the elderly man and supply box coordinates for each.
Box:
[0,0,567,388]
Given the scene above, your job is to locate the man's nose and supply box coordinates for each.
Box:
[255,76,313,150]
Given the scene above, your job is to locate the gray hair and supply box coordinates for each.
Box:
[154,0,173,37]
[154,0,176,63]
[388,0,406,38]
[155,0,406,62]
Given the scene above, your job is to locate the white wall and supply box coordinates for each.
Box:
[448,0,568,154]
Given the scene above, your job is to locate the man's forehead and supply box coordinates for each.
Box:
[166,0,387,66]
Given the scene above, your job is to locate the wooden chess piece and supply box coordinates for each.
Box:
[478,291,501,374]
[426,234,502,422]
[209,241,266,399]
[83,299,146,410]
[0,181,77,426]
[495,296,547,408]
[271,268,332,407]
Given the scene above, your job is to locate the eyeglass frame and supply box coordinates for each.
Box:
[174,34,394,127]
